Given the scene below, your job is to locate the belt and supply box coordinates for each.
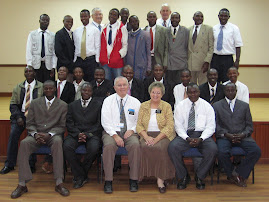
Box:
[78,55,95,60]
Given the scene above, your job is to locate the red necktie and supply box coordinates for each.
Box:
[150,28,153,51]
[57,81,62,98]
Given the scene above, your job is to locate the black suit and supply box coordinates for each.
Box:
[63,98,103,180]
[55,81,75,104]
[90,79,115,102]
[213,99,261,179]
[199,82,225,105]
[130,78,144,103]
[55,27,75,72]
[144,77,175,108]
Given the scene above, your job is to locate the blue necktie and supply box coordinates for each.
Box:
[217,25,224,51]
[98,24,101,31]
[108,25,112,45]
[41,31,45,58]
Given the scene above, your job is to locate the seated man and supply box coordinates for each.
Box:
[213,82,261,187]
[73,67,86,100]
[173,69,192,108]
[223,67,249,103]
[64,82,102,189]
[101,76,141,193]
[168,83,217,190]
[0,66,43,175]
[11,80,69,199]
[199,68,224,105]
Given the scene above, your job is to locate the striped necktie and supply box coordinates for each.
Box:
[210,88,215,104]
[120,99,127,137]
[24,85,31,117]
[217,25,224,51]
[187,102,195,130]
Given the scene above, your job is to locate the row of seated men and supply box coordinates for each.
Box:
[1,65,260,199]
[27,4,242,90]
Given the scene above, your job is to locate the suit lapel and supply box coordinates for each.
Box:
[194,24,205,48]
[155,26,160,50]
[189,26,194,50]
[205,83,211,101]
[222,99,233,115]
[233,99,241,114]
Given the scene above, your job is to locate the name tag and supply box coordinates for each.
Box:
[116,123,125,128]
[128,109,135,115]
[156,109,162,114]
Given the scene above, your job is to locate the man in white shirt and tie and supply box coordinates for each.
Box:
[92,7,103,31]
[101,76,141,193]
[73,9,101,82]
[211,8,243,83]
[156,3,171,27]
[168,83,217,190]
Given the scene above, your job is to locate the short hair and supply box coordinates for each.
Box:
[120,8,129,14]
[207,68,218,75]
[129,15,138,21]
[187,83,199,92]
[153,64,163,70]
[40,14,49,19]
[224,82,237,90]
[123,65,133,71]
[147,11,157,17]
[94,67,105,73]
[63,15,72,20]
[219,8,230,16]
[73,66,83,73]
[43,80,55,87]
[58,66,69,73]
[110,8,120,17]
[81,82,93,90]
[160,3,171,11]
[181,69,191,76]
[193,11,203,17]
[171,12,180,18]
[227,66,238,73]
[92,7,102,15]
[114,76,128,86]
[148,81,165,95]
[81,9,90,15]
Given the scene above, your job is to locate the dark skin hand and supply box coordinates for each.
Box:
[50,69,55,78]
[35,132,51,144]
[186,137,202,147]
[17,118,24,127]
[78,133,87,142]
[234,47,241,68]
[225,133,246,144]
[201,62,209,73]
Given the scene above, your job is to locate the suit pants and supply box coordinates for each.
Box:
[63,135,101,181]
[74,56,98,82]
[190,70,207,85]
[165,70,182,85]
[102,132,141,181]
[210,54,234,83]
[217,138,261,179]
[168,131,217,180]
[17,135,63,182]
[35,61,55,83]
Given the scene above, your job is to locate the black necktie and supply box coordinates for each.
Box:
[41,31,45,58]
[174,28,176,36]
[192,26,198,44]
[108,25,112,45]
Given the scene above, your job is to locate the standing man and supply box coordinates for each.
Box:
[73,9,100,82]
[211,8,243,83]
[26,14,56,82]
[144,11,168,71]
[168,83,217,190]
[188,11,214,85]
[166,12,189,84]
[120,8,132,31]
[213,83,261,187]
[64,82,102,189]
[0,66,43,175]
[125,15,151,80]
[156,3,171,27]
[101,76,141,193]
[92,7,103,31]
[99,8,128,80]
[10,80,69,199]
[55,15,75,82]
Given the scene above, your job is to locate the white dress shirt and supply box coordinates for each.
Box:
[192,24,202,35]
[101,93,141,136]
[147,109,160,132]
[154,77,164,83]
[145,24,156,55]
[174,98,215,140]
[171,25,179,36]
[21,80,36,112]
[173,83,188,108]
[223,80,249,104]
[156,18,171,27]
[73,23,101,62]
[73,79,85,93]
[81,97,92,108]
[105,21,128,58]
[208,82,217,97]
[225,97,236,112]
[57,79,67,97]
[213,22,243,55]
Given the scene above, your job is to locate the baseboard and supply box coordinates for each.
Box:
[250,93,269,98]
[0,93,12,97]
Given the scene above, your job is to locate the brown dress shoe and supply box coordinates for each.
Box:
[11,185,28,199]
[42,162,53,174]
[55,183,70,196]
[228,176,247,187]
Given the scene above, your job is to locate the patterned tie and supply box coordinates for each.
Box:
[183,87,188,99]
[210,88,215,104]
[108,25,112,45]
[188,102,195,130]
[229,100,233,112]
[47,102,51,110]
[192,25,198,44]
[163,20,167,27]
[150,27,153,51]
[57,81,62,98]
[81,27,86,59]
[127,84,131,95]
[24,85,31,117]
[120,99,127,137]
[217,25,224,51]
[82,99,87,108]
[41,31,45,58]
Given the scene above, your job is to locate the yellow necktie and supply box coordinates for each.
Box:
[81,27,86,60]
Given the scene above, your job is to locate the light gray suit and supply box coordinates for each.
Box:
[18,96,67,182]
[188,24,214,84]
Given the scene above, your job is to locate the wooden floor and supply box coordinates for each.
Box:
[0,162,269,201]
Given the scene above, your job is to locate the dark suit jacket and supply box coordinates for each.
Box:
[131,78,144,103]
[55,81,75,104]
[199,82,225,105]
[55,27,75,71]
[213,99,254,141]
[66,98,102,139]
[144,77,175,108]
[90,79,115,102]
[26,97,68,136]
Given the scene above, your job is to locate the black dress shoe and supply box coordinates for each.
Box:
[104,181,113,194]
[129,179,138,192]
[195,177,205,190]
[11,185,28,199]
[177,174,191,190]
[158,186,166,193]
[73,177,88,189]
[0,166,14,174]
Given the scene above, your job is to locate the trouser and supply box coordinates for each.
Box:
[165,70,183,85]
[35,61,55,83]
[190,70,207,85]
[74,56,98,82]
[102,64,123,81]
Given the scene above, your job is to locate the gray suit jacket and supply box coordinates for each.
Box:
[213,99,254,141]
[26,96,68,136]
[188,24,214,71]
[167,26,189,71]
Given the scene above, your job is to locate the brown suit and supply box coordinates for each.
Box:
[18,96,67,182]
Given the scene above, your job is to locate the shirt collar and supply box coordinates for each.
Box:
[116,93,128,101]
[38,28,49,33]
[96,80,104,86]
[154,77,164,83]
[45,96,55,105]
[64,27,72,34]
[225,97,236,105]
[73,79,84,86]
[25,79,36,88]
[57,79,67,86]
[81,97,92,104]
